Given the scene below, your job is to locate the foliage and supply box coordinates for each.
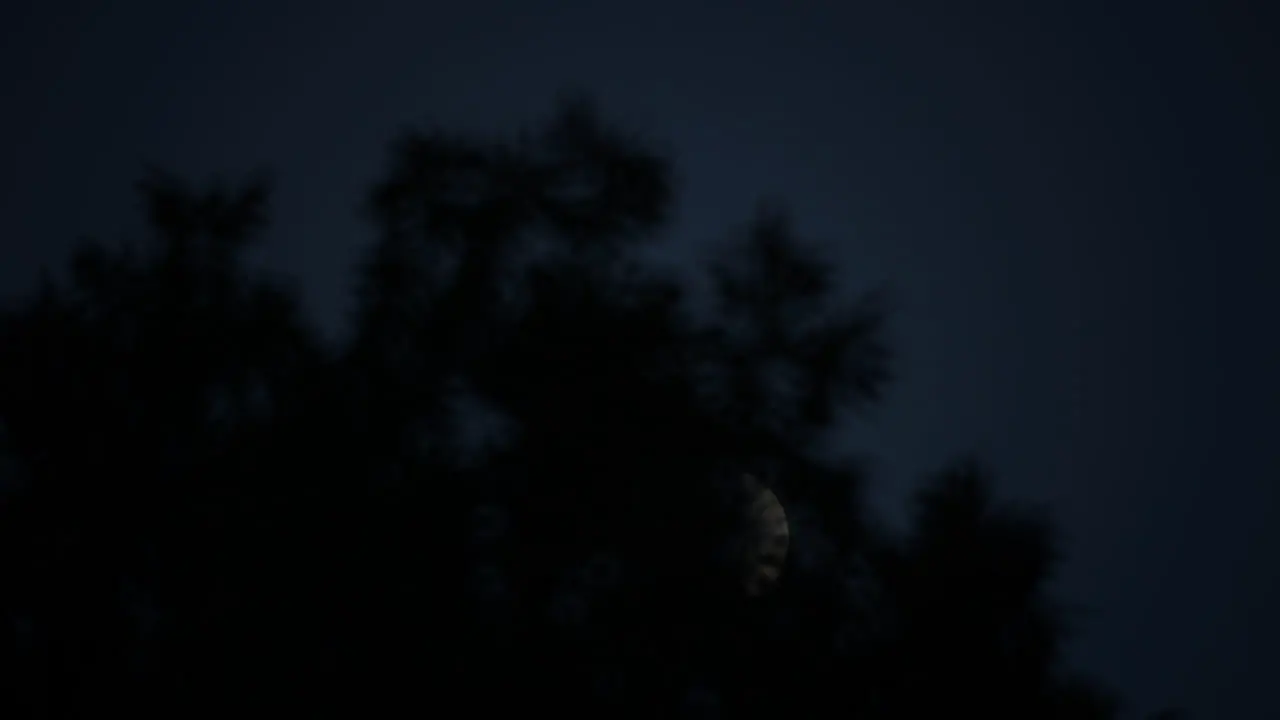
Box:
[0,97,1129,717]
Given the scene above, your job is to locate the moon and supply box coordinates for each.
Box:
[738,474,789,596]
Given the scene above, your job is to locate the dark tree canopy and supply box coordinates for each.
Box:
[0,97,1148,717]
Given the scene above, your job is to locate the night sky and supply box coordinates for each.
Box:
[3,1,1277,717]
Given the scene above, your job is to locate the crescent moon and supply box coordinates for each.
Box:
[739,474,789,596]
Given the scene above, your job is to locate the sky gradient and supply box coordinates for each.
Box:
[3,1,1277,716]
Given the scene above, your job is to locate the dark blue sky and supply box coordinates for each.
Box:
[3,1,1276,716]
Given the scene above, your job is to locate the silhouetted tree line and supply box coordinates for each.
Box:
[0,96,1178,717]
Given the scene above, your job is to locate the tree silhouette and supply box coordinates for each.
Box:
[0,95,1152,717]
